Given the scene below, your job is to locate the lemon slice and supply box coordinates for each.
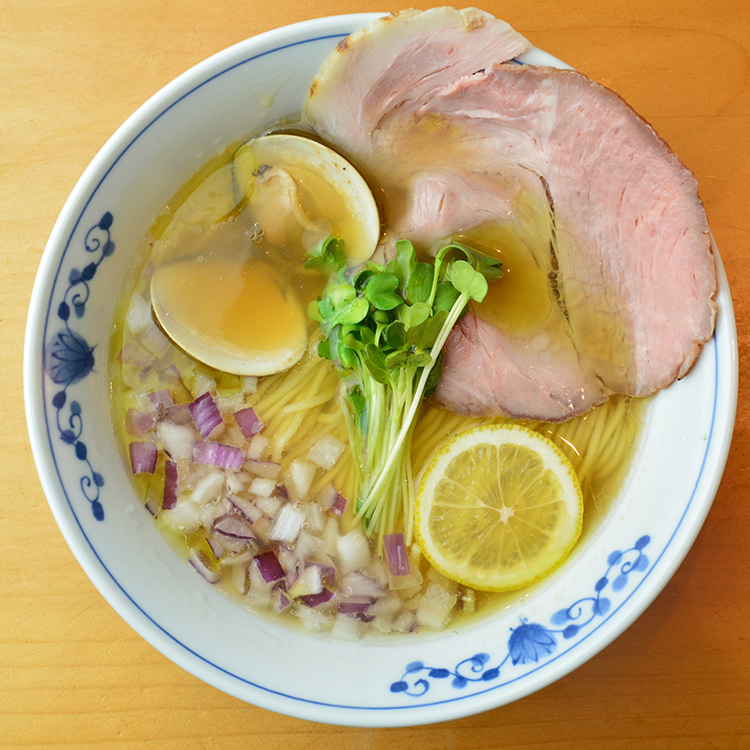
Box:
[415,423,583,592]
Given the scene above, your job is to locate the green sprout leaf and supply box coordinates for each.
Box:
[449,260,489,302]
[405,262,434,305]
[365,273,402,311]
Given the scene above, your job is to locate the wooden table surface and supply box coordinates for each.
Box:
[3,0,749,747]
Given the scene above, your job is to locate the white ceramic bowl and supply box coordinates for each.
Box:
[24,14,738,727]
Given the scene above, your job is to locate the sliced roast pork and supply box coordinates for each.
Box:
[306,7,530,159]
[421,64,716,401]
[306,10,717,421]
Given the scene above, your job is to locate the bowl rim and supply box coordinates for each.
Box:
[24,12,739,727]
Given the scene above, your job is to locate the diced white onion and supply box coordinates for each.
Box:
[229,561,249,594]
[245,459,281,479]
[330,612,363,641]
[388,556,423,591]
[307,434,345,471]
[416,582,457,631]
[245,589,272,610]
[198,498,230,528]
[160,499,202,532]
[255,494,282,518]
[339,571,385,598]
[190,470,225,506]
[225,471,250,494]
[305,502,325,533]
[157,422,195,460]
[193,373,216,398]
[391,608,418,633]
[268,503,306,543]
[294,529,322,560]
[246,434,270,460]
[286,458,316,500]
[321,517,340,558]
[336,529,371,575]
[249,477,277,498]
[125,293,152,336]
[292,604,331,632]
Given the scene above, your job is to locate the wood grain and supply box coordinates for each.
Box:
[3,0,749,747]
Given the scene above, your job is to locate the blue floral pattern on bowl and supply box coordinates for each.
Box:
[44,212,115,521]
[390,535,651,696]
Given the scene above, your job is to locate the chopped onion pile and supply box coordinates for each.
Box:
[118,323,473,638]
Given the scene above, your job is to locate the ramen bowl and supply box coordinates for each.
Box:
[24,14,738,727]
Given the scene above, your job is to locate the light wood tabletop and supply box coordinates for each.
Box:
[3,0,749,747]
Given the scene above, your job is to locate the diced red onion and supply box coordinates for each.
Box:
[383,533,411,577]
[193,441,244,471]
[330,491,347,518]
[129,441,157,474]
[306,561,336,588]
[243,459,281,479]
[148,388,174,410]
[213,512,255,540]
[206,535,226,559]
[300,587,334,608]
[338,598,374,622]
[189,392,223,438]
[144,495,160,516]
[234,407,263,439]
[164,402,194,426]
[162,459,178,510]
[125,408,154,438]
[254,549,286,583]
[273,590,292,613]
[188,548,222,584]
[316,483,347,518]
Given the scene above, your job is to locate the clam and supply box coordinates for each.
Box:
[232,133,381,264]
[150,133,381,377]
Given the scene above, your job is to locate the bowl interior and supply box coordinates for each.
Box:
[24,14,738,727]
